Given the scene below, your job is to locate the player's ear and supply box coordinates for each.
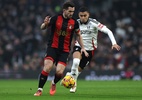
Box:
[88,12,90,17]
[63,9,66,12]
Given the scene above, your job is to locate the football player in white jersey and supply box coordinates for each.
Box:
[66,7,121,93]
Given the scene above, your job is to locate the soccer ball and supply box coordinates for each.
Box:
[61,75,75,88]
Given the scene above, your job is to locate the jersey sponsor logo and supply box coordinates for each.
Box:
[81,30,91,34]
[56,29,68,36]
[87,25,90,29]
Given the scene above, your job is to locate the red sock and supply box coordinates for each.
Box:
[41,70,48,76]
[38,70,48,88]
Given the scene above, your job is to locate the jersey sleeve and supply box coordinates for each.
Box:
[91,19,106,31]
[98,23,117,45]
[48,15,57,26]
[96,21,105,31]
[74,20,80,34]
[93,19,117,45]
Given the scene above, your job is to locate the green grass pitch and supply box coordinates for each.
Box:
[0,80,142,100]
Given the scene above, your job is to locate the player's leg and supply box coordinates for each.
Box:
[50,63,66,95]
[34,47,56,96]
[70,50,93,93]
[34,59,54,96]
[70,59,87,93]
[70,46,81,79]
[50,51,69,95]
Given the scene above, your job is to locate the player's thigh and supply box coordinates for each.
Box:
[43,47,57,72]
[56,52,69,74]
[58,51,69,65]
[79,57,88,69]
[44,47,57,62]
[79,51,93,69]
[43,59,54,72]
[73,46,81,58]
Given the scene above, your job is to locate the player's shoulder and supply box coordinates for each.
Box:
[50,14,59,20]
[71,17,78,22]
[69,18,79,25]
[89,18,99,24]
[77,19,80,23]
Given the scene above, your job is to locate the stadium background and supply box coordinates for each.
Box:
[0,0,142,80]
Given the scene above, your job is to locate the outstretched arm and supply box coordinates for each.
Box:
[99,25,121,51]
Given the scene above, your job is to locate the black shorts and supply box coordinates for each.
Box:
[73,46,95,69]
[44,47,69,66]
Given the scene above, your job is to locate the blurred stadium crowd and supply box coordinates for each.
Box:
[0,0,142,77]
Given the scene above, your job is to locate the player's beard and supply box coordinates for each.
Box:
[81,20,86,23]
[68,15,73,18]
[66,13,73,19]
[81,19,88,23]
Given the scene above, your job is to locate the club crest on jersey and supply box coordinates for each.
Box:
[68,25,73,29]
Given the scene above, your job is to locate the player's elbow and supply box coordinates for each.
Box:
[104,28,113,35]
[40,23,47,30]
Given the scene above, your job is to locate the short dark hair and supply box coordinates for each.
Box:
[79,6,89,12]
[63,2,75,9]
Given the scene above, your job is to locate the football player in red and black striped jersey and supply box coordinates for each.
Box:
[34,2,88,96]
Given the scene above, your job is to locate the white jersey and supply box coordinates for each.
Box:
[75,18,117,50]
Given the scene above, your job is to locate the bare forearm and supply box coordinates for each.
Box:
[76,35,85,49]
[76,34,89,57]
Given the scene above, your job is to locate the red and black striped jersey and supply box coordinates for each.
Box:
[47,14,80,52]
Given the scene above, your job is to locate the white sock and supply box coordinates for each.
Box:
[52,80,55,84]
[73,72,81,87]
[38,88,43,91]
[75,71,81,80]
[71,58,80,79]
[78,71,81,77]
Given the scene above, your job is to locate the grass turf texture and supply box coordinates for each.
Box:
[0,80,142,100]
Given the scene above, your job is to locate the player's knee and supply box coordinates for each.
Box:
[56,64,66,74]
[73,58,80,67]
[78,67,83,72]
[56,70,64,75]
[43,60,53,72]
